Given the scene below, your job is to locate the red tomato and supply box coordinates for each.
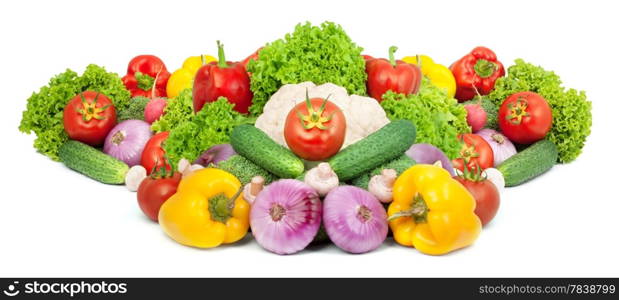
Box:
[499,91,552,144]
[241,47,262,69]
[141,131,171,174]
[63,91,116,146]
[137,172,181,222]
[284,97,346,161]
[452,133,494,171]
[454,176,500,226]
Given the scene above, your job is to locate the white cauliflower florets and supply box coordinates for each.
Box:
[255,82,390,150]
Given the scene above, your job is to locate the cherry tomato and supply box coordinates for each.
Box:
[452,133,494,171]
[63,91,116,146]
[454,176,500,226]
[137,172,182,222]
[284,97,346,161]
[141,131,171,174]
[499,91,552,144]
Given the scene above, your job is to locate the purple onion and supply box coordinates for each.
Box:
[194,144,236,166]
[406,143,454,176]
[476,129,517,166]
[250,179,322,255]
[323,186,388,254]
[103,120,152,166]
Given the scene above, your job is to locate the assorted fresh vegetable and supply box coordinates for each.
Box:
[163,97,249,167]
[489,59,591,163]
[381,78,469,159]
[19,21,593,256]
[20,64,130,160]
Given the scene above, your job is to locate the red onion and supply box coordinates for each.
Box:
[193,144,236,166]
[406,143,454,176]
[323,186,388,254]
[477,129,517,166]
[250,179,322,255]
[103,120,152,167]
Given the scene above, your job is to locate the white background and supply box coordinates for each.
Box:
[1,0,618,277]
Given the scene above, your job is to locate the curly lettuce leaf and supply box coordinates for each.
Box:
[488,59,592,163]
[162,97,249,167]
[151,88,194,133]
[247,21,367,116]
[380,78,470,159]
[19,64,131,160]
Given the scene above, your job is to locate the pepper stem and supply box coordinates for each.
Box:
[473,59,496,78]
[217,40,228,68]
[387,193,428,223]
[388,46,398,67]
[208,186,243,223]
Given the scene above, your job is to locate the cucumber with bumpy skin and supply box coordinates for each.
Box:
[58,140,129,184]
[230,124,304,178]
[328,120,416,181]
[497,139,558,187]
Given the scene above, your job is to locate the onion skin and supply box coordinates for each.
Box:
[405,143,454,176]
[476,129,517,166]
[250,179,322,255]
[103,120,152,167]
[323,186,388,254]
[194,144,236,166]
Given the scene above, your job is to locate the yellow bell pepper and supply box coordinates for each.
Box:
[166,55,216,98]
[388,164,481,255]
[158,168,249,248]
[402,55,456,98]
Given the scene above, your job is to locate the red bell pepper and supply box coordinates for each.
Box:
[366,46,422,102]
[450,46,505,102]
[122,55,171,98]
[193,41,253,114]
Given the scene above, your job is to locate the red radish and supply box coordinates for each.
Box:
[144,98,167,124]
[464,103,487,132]
[144,67,168,124]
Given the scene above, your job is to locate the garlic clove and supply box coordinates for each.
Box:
[125,165,147,192]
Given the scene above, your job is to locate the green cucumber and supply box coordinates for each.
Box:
[328,120,416,181]
[351,155,416,189]
[230,125,304,178]
[497,139,558,187]
[58,140,129,184]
